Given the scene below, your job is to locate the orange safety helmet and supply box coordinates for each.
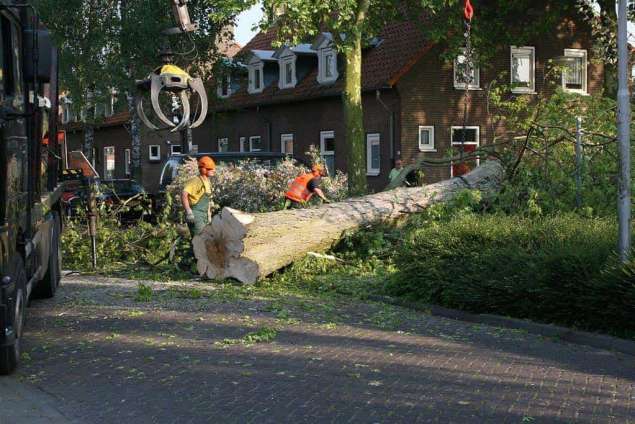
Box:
[198,156,216,170]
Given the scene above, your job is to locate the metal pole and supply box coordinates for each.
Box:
[617,0,632,262]
[575,117,583,208]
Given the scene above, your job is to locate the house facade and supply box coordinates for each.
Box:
[200,14,603,190]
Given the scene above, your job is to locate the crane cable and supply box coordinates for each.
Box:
[458,0,474,176]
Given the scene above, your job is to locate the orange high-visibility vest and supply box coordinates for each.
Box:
[285,173,315,203]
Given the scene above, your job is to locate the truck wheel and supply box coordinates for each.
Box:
[35,212,61,298]
[0,256,27,375]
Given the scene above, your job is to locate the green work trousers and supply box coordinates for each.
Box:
[188,195,210,238]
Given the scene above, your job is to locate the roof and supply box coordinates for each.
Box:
[216,21,432,111]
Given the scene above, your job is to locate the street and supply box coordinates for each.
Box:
[1,275,633,423]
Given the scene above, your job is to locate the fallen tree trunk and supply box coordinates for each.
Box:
[193,160,505,284]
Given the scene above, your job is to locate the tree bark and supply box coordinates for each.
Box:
[193,160,505,284]
[82,124,94,165]
[127,92,142,182]
[343,13,367,196]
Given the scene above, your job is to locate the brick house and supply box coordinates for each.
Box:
[199,14,603,190]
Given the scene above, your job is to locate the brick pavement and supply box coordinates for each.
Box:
[8,275,635,423]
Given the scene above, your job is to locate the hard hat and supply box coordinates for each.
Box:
[198,156,216,170]
[312,163,325,175]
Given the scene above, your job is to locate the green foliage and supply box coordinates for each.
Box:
[135,283,153,302]
[218,327,278,346]
[485,69,627,217]
[387,212,635,337]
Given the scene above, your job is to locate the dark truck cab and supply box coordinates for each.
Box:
[0,1,62,374]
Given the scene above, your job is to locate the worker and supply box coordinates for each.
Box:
[388,158,405,185]
[284,164,330,209]
[182,156,216,237]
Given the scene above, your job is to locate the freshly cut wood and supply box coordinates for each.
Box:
[193,160,504,284]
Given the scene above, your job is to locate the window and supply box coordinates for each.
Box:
[239,137,247,152]
[562,49,587,94]
[149,145,161,161]
[124,149,131,176]
[366,133,381,176]
[450,126,480,177]
[248,63,264,94]
[510,46,535,93]
[281,133,294,155]
[217,75,231,98]
[418,126,435,152]
[249,136,262,152]
[103,146,115,179]
[454,49,480,90]
[320,130,335,176]
[279,56,297,89]
[104,93,115,117]
[318,49,338,84]
[218,138,229,152]
[170,144,182,155]
[2,16,23,110]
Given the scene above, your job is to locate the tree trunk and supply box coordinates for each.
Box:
[193,160,505,284]
[127,92,142,182]
[343,32,367,196]
[83,124,94,165]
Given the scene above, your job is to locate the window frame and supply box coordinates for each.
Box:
[280,133,294,155]
[453,48,480,90]
[248,62,264,94]
[249,135,262,152]
[278,56,297,89]
[170,144,182,155]
[561,48,588,94]
[218,137,229,152]
[217,74,232,98]
[317,48,338,84]
[239,137,247,153]
[366,133,381,176]
[103,146,116,179]
[418,125,436,152]
[450,126,480,177]
[510,46,536,94]
[148,144,161,161]
[320,130,335,176]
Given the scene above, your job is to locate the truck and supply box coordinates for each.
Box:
[0,0,62,374]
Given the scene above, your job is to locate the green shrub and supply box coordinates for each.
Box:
[388,213,635,336]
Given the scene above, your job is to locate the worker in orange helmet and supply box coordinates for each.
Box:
[284,163,331,209]
[182,156,216,237]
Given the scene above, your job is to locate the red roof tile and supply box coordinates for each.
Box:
[217,21,431,110]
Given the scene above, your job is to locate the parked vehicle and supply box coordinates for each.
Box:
[0,1,62,374]
[101,179,151,222]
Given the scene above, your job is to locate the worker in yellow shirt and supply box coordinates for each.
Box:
[181,156,216,238]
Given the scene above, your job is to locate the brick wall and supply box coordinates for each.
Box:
[396,17,603,183]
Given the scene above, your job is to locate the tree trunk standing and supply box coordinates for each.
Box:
[83,124,94,165]
[127,92,142,182]
[343,34,367,196]
[193,160,505,284]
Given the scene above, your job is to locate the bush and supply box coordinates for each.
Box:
[166,152,348,215]
[388,213,635,336]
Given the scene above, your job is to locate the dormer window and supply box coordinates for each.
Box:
[248,62,264,94]
[318,48,338,84]
[312,33,339,85]
[217,75,232,98]
[279,56,296,89]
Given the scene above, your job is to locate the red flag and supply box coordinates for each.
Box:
[464,0,474,21]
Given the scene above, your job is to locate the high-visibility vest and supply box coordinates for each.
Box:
[285,173,315,203]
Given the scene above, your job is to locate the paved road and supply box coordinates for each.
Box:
[3,275,634,423]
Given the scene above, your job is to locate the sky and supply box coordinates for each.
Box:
[235,3,264,46]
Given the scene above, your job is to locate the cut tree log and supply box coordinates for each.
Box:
[193,160,505,284]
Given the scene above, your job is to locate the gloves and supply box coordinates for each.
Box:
[186,210,196,223]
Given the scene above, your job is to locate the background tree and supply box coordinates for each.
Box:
[34,0,249,178]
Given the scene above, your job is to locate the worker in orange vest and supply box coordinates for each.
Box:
[284,164,330,209]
